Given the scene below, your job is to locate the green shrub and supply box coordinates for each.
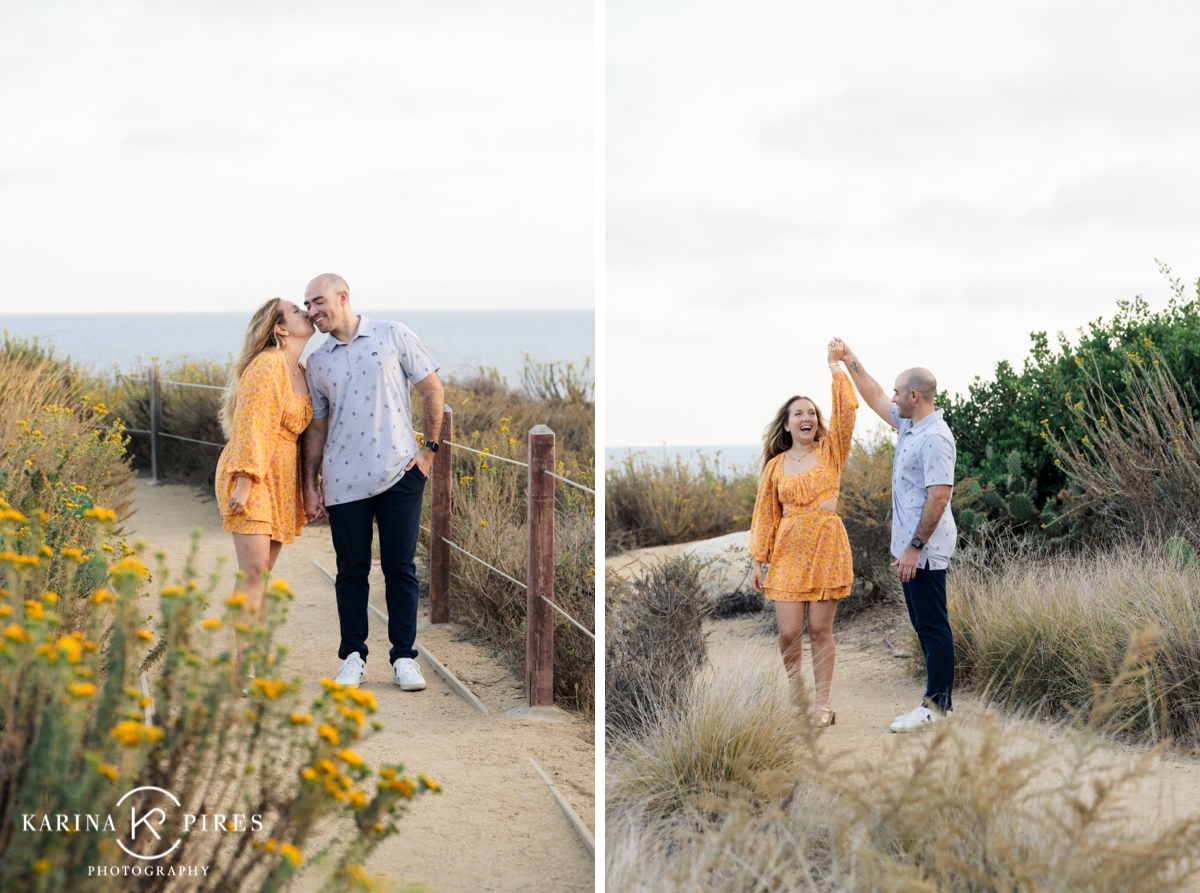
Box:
[0,499,437,892]
[942,266,1200,536]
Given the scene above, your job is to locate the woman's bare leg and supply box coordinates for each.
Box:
[232,534,272,673]
[807,599,839,711]
[259,539,284,616]
[775,601,809,689]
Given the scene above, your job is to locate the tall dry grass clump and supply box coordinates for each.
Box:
[948,542,1200,744]
[607,644,1200,893]
[605,556,709,742]
[605,450,757,554]
[607,655,805,820]
[429,358,596,712]
[1053,351,1200,541]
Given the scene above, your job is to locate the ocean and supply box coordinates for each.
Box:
[0,310,594,386]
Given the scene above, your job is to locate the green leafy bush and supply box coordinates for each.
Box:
[942,267,1200,536]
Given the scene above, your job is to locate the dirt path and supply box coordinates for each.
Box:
[130,478,594,893]
[607,541,1200,837]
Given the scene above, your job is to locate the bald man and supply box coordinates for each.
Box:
[838,340,958,732]
[301,273,444,693]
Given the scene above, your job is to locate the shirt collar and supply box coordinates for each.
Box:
[327,315,373,349]
[910,407,944,435]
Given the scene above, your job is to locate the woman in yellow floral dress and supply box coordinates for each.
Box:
[750,338,857,726]
[215,298,315,621]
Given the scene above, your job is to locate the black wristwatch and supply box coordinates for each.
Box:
[909,536,925,550]
[424,441,439,453]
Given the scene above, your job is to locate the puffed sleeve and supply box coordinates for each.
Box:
[824,369,859,467]
[223,352,284,483]
[749,455,783,563]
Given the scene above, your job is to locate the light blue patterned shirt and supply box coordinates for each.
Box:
[890,404,957,570]
[306,316,440,507]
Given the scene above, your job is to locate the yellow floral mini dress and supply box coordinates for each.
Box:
[214,349,313,544]
[750,369,858,602]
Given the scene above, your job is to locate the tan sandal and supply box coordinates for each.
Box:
[809,707,836,728]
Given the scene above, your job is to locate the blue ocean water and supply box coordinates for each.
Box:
[0,310,594,386]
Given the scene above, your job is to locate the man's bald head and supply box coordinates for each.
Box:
[307,273,349,297]
[898,367,937,403]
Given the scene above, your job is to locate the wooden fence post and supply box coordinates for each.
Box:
[526,425,555,707]
[149,362,164,483]
[429,406,453,625]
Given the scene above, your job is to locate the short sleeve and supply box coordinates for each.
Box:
[394,324,440,383]
[306,361,330,419]
[749,456,783,563]
[921,434,956,487]
[823,370,858,466]
[223,352,285,483]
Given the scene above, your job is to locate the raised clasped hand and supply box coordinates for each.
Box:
[827,337,846,364]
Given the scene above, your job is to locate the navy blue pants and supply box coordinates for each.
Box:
[326,467,426,665]
[901,567,954,712]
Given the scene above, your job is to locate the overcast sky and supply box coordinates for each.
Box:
[0,1,593,313]
[607,0,1200,447]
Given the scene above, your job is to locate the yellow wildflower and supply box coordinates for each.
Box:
[290,712,313,724]
[69,682,97,698]
[419,772,442,792]
[317,724,340,746]
[96,763,119,782]
[136,630,154,642]
[4,624,31,643]
[83,506,118,523]
[337,748,364,767]
[279,843,302,866]
[202,618,223,630]
[301,767,318,781]
[109,721,164,747]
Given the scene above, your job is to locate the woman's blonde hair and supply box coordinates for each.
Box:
[219,298,285,438]
[761,395,828,471]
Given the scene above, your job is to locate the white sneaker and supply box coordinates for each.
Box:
[889,704,951,733]
[392,657,426,691]
[334,652,367,687]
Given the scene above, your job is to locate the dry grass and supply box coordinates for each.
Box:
[605,555,710,742]
[1053,352,1200,542]
[948,542,1200,745]
[607,643,1200,893]
[605,450,757,555]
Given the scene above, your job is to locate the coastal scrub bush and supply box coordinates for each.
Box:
[605,450,756,554]
[607,645,1200,893]
[0,499,437,893]
[942,266,1200,535]
[605,555,709,742]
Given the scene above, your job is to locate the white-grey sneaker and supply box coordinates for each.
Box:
[334,652,367,688]
[392,657,426,691]
[888,704,950,733]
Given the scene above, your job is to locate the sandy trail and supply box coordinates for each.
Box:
[129,477,594,893]
[608,541,1200,841]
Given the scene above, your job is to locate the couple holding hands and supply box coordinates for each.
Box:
[214,273,443,692]
[750,338,958,733]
